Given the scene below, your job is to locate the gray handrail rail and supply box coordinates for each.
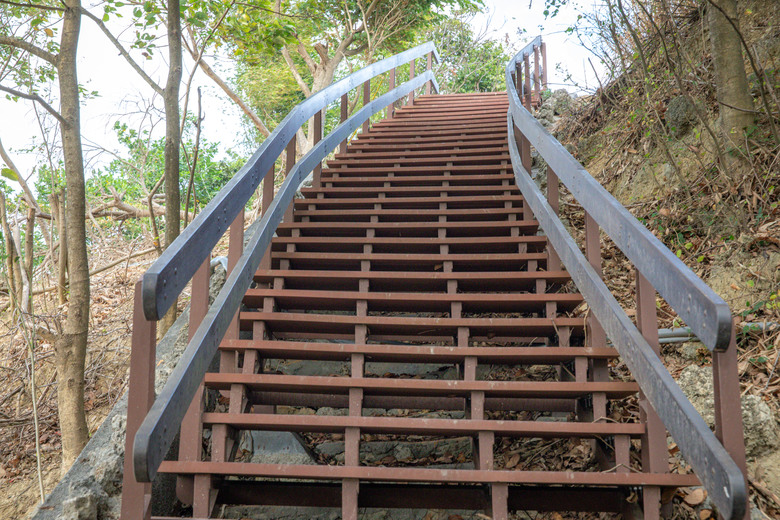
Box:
[505,46,731,352]
[142,42,440,322]
[505,46,745,520]
[132,70,439,483]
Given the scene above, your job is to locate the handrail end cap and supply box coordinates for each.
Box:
[141,272,161,322]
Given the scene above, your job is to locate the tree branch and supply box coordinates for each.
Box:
[295,42,317,74]
[0,83,64,123]
[0,0,63,10]
[281,46,312,96]
[0,35,57,65]
[190,51,271,137]
[80,7,164,96]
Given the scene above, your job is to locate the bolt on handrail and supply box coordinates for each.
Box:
[505,37,747,520]
[120,44,440,518]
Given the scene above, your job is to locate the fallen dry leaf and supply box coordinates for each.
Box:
[506,453,520,468]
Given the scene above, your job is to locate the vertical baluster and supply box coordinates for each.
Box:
[523,52,532,111]
[340,94,348,154]
[313,110,323,187]
[541,41,548,90]
[533,45,541,105]
[386,68,396,120]
[583,212,608,459]
[635,270,667,519]
[408,58,415,105]
[546,168,562,271]
[713,322,749,519]
[259,165,275,271]
[175,255,210,508]
[121,281,157,520]
[284,136,296,222]
[521,54,533,173]
[362,79,370,134]
[426,51,433,95]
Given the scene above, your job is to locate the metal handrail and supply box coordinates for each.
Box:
[506,43,730,352]
[142,42,441,322]
[132,67,439,483]
[505,42,746,520]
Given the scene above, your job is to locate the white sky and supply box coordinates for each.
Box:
[0,0,601,191]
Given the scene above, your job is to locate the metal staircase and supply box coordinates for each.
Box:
[120,40,749,520]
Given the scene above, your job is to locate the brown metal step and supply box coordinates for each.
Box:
[333,145,508,159]
[219,341,616,363]
[203,374,636,399]
[253,270,573,292]
[201,413,642,437]
[300,184,519,197]
[270,236,546,254]
[292,194,524,209]
[158,461,699,487]
[238,312,584,338]
[243,289,583,313]
[320,174,515,187]
[326,155,512,167]
[289,206,527,222]
[275,221,539,239]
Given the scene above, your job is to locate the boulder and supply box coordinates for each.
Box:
[677,365,779,458]
[666,96,696,137]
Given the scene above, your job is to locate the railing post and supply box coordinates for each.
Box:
[284,135,296,222]
[260,165,275,270]
[635,270,668,518]
[175,256,210,507]
[523,52,532,111]
[121,280,156,520]
[541,41,548,90]
[386,68,396,120]
[583,214,606,348]
[546,167,562,271]
[340,94,348,154]
[713,322,749,519]
[408,58,415,105]
[426,51,433,95]
[533,45,541,105]
[313,110,323,187]
[362,79,370,134]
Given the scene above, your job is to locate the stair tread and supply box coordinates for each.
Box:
[219,340,616,362]
[203,373,637,398]
[158,461,698,487]
[201,413,643,437]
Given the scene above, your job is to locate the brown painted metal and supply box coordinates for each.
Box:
[362,79,370,134]
[120,281,156,520]
[159,460,700,487]
[127,83,734,519]
[408,57,415,105]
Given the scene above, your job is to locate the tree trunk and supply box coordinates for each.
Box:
[55,0,90,475]
[708,0,754,163]
[160,0,183,337]
[23,206,35,311]
[51,192,69,305]
[0,192,17,313]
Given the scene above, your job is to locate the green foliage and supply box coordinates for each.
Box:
[421,9,510,94]
[0,2,60,98]
[86,122,243,213]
